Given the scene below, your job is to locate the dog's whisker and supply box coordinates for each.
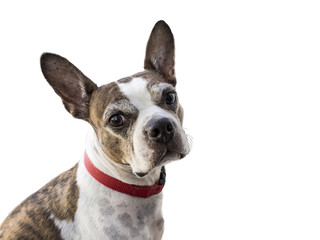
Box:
[186,134,194,150]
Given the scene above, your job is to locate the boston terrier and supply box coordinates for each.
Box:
[0,20,190,240]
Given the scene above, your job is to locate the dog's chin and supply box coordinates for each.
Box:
[133,151,186,178]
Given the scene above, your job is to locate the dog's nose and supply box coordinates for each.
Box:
[146,118,175,143]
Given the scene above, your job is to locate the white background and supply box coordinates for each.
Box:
[0,1,320,239]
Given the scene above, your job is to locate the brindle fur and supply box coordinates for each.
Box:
[0,165,78,240]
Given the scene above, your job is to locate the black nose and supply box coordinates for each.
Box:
[146,118,175,143]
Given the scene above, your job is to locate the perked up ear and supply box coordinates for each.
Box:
[144,20,176,86]
[40,53,98,121]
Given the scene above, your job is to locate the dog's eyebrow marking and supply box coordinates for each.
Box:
[103,100,137,118]
[148,82,175,104]
[117,78,154,111]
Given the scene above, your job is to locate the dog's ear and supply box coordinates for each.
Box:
[40,53,97,121]
[144,20,176,86]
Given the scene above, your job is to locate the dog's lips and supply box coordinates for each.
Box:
[135,172,148,178]
[156,149,185,165]
[133,150,186,178]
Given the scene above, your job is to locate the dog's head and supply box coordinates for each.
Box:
[40,21,190,177]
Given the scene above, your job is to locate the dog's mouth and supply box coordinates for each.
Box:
[133,150,187,178]
[157,150,186,164]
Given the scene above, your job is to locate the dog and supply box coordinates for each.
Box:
[0,20,190,240]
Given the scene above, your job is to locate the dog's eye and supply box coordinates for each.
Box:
[109,114,124,127]
[165,92,176,105]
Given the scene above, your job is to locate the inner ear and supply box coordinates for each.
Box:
[40,53,97,121]
[144,20,176,86]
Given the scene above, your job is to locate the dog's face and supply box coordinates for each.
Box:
[41,21,190,177]
[89,72,189,176]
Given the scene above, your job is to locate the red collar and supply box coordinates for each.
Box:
[84,152,166,198]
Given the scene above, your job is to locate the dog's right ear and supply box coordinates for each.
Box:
[40,53,97,121]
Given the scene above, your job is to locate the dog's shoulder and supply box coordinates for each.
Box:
[0,164,79,240]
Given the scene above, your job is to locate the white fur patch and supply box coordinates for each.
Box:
[117,78,178,173]
[117,77,154,111]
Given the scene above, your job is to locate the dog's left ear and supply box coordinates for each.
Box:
[144,20,176,86]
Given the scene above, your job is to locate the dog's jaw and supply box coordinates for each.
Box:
[85,128,163,186]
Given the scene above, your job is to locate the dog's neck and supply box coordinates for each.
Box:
[85,129,162,186]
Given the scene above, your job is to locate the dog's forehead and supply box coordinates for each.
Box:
[116,77,173,111]
[117,78,152,110]
[90,74,175,122]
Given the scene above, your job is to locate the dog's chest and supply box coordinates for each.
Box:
[53,160,164,240]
